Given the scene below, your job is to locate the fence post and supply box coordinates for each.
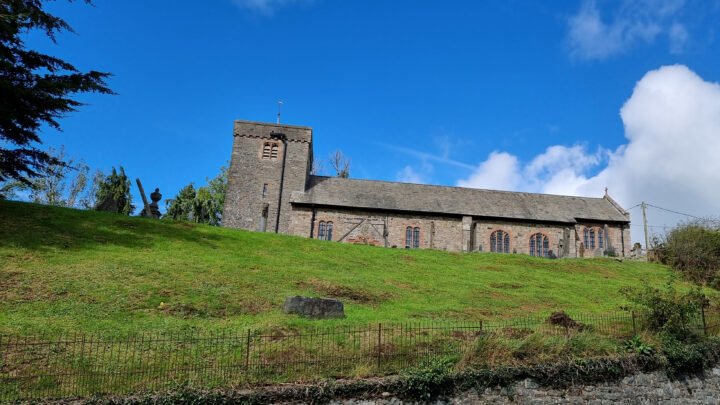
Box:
[479,320,483,333]
[376,323,382,369]
[631,311,637,335]
[245,329,251,371]
[701,305,707,337]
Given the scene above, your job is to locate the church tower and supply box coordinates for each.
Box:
[223,120,313,233]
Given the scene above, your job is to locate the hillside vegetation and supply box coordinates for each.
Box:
[0,200,710,337]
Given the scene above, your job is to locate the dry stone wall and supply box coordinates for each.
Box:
[334,368,720,404]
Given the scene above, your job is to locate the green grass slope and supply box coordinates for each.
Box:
[0,200,705,337]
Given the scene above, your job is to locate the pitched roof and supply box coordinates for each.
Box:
[290,176,630,224]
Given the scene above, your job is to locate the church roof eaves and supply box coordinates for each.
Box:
[290,176,631,224]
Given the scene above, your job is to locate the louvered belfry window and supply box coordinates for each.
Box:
[262,142,279,160]
[262,143,271,159]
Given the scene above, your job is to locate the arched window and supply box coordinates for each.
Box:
[317,221,333,241]
[589,229,595,249]
[490,230,510,253]
[598,229,604,249]
[583,228,589,248]
[270,144,279,159]
[405,226,420,248]
[318,221,326,240]
[326,221,333,241]
[529,233,549,257]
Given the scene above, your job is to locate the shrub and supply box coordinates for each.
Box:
[660,336,720,377]
[657,220,720,285]
[624,335,654,357]
[399,357,454,399]
[620,278,706,341]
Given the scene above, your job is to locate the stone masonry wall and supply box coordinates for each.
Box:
[288,206,628,257]
[336,368,720,404]
[287,206,464,252]
[223,121,312,233]
[472,220,572,257]
[574,222,631,258]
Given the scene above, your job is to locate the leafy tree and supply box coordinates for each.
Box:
[0,179,23,200]
[201,164,228,225]
[164,165,228,225]
[8,145,90,207]
[656,219,720,286]
[94,167,133,215]
[165,184,197,222]
[78,169,104,209]
[1,0,113,185]
[27,146,89,206]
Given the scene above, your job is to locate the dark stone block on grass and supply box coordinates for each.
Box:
[283,296,345,319]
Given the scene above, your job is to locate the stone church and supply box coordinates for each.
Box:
[223,120,631,258]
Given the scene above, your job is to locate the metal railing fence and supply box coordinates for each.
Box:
[0,310,714,401]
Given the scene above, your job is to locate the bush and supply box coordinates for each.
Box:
[399,357,454,399]
[657,220,720,285]
[620,279,706,341]
[624,335,655,357]
[661,336,720,377]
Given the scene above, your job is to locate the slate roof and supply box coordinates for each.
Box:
[290,176,630,224]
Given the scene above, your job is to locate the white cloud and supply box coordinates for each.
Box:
[669,22,689,53]
[457,65,720,242]
[396,166,425,184]
[456,152,522,191]
[567,0,687,60]
[231,0,311,15]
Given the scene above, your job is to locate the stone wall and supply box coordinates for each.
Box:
[223,120,312,233]
[288,205,628,257]
[286,206,464,252]
[337,368,720,404]
[472,220,572,257]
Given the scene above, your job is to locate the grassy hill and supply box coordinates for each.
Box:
[0,200,708,337]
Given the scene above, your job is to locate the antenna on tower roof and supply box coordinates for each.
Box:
[277,100,283,124]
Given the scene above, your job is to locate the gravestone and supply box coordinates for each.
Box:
[282,296,345,319]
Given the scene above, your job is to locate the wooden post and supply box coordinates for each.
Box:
[245,329,251,371]
[641,202,650,258]
[377,323,382,369]
[631,311,637,335]
[701,305,707,337]
[135,178,153,218]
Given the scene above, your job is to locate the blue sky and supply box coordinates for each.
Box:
[25,0,720,237]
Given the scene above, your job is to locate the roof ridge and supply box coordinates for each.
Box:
[308,175,606,201]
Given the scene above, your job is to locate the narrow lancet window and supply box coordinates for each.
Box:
[529,233,549,257]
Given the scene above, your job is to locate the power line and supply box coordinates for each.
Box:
[645,203,704,220]
[630,224,673,229]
